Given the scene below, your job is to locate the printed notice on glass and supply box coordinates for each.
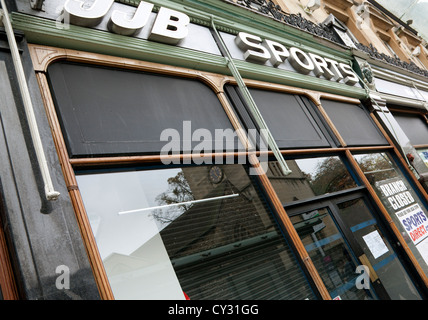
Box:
[363,230,389,259]
[395,204,428,245]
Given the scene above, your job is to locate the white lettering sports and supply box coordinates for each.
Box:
[235,32,359,85]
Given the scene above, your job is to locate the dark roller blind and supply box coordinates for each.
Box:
[47,62,240,157]
[321,99,388,146]
[393,113,428,146]
[225,85,332,149]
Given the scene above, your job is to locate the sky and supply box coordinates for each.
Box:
[376,0,428,42]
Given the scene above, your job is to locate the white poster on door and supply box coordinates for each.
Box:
[363,230,389,259]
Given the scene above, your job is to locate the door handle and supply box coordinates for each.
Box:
[358,254,379,282]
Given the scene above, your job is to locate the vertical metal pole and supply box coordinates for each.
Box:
[0,1,60,201]
[210,17,292,176]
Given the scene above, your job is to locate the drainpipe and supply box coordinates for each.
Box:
[210,17,292,176]
[0,0,60,201]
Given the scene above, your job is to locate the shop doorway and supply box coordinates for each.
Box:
[286,191,423,300]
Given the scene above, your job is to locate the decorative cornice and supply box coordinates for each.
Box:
[230,0,342,43]
[355,43,428,78]
[225,0,428,79]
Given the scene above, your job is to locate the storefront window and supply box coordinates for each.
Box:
[320,99,388,146]
[392,113,428,147]
[76,164,316,300]
[47,62,240,157]
[354,152,428,276]
[269,156,357,204]
[224,86,334,149]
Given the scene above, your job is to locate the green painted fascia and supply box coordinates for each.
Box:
[14,0,357,65]
[234,60,367,99]
[11,12,230,74]
[11,12,366,99]
[143,0,354,63]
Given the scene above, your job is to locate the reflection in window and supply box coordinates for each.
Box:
[354,152,428,277]
[354,153,397,185]
[338,198,421,300]
[269,156,357,203]
[76,164,316,300]
[291,208,374,300]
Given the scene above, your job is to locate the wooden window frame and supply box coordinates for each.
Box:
[29,44,428,299]
[0,197,19,300]
[389,107,428,149]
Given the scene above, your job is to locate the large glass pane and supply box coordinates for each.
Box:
[337,198,421,300]
[290,207,375,300]
[269,156,357,203]
[354,152,428,278]
[76,164,316,300]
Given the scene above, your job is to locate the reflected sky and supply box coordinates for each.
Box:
[77,168,181,259]
[295,157,328,176]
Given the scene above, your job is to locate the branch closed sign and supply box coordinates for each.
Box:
[375,177,428,265]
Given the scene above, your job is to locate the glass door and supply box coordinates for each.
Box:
[289,204,379,300]
[333,194,422,300]
[287,193,423,300]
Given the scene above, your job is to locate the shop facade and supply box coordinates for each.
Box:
[0,0,428,300]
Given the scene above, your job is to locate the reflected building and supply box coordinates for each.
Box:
[267,160,317,203]
[96,164,317,300]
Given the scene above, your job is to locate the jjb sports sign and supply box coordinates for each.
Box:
[43,0,361,86]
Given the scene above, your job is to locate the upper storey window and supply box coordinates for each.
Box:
[322,14,358,49]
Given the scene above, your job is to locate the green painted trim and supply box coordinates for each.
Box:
[234,60,367,99]
[11,13,366,99]
[147,0,354,62]
[113,0,354,62]
[11,13,229,73]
